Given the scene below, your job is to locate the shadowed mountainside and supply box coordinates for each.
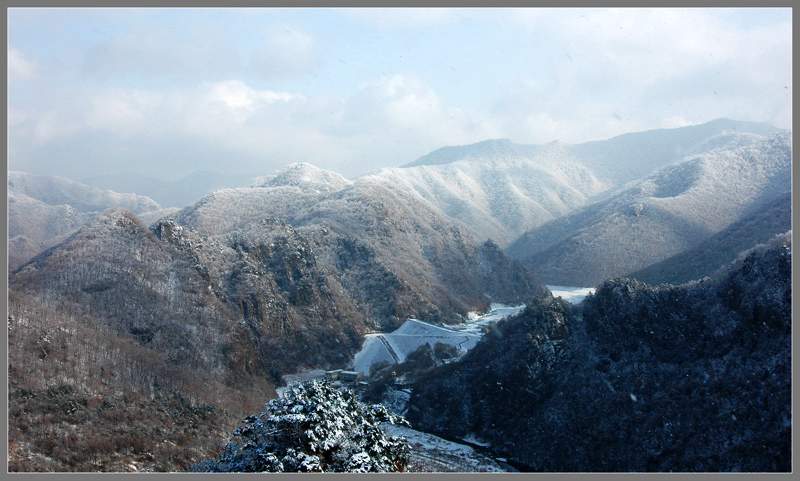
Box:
[408,233,791,471]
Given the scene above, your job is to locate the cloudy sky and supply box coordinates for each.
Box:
[8,7,792,180]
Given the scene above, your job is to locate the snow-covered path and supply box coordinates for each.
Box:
[382,424,509,472]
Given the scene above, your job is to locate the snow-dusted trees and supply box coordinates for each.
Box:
[194,380,410,473]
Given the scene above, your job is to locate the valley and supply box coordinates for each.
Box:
[7,119,792,473]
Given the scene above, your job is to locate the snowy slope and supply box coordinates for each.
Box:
[507,133,791,285]
[546,285,595,304]
[365,143,607,245]
[9,171,160,213]
[260,162,352,193]
[8,172,164,270]
[630,192,792,284]
[382,424,507,472]
[569,118,779,186]
[369,119,779,246]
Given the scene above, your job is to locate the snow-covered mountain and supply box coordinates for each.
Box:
[7,118,791,473]
[365,142,607,245]
[260,162,352,192]
[170,165,544,328]
[506,133,791,285]
[11,162,543,381]
[367,119,780,246]
[9,171,160,213]
[629,192,791,284]
[8,171,166,270]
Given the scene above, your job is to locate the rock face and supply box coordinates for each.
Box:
[407,234,791,471]
[506,133,790,286]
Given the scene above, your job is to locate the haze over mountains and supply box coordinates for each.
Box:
[8,171,173,270]
[81,171,256,209]
[9,118,790,286]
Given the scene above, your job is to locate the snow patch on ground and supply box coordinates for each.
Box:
[546,285,595,304]
[461,433,492,448]
[351,303,525,375]
[382,424,508,472]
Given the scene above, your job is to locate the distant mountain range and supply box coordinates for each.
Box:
[375,118,782,247]
[10,118,790,289]
[81,171,257,208]
[506,132,790,285]
[8,171,171,270]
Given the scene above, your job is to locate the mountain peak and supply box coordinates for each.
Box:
[259,162,352,192]
[403,138,539,168]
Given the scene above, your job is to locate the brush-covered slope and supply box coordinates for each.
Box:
[507,133,790,285]
[8,287,272,472]
[369,142,607,245]
[631,193,791,284]
[8,172,166,271]
[11,163,544,380]
[407,233,791,471]
[11,208,369,378]
[171,166,545,329]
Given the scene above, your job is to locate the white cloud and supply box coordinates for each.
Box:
[8,47,35,80]
[495,8,792,141]
[10,75,499,177]
[208,80,298,111]
[8,9,791,179]
[250,27,316,78]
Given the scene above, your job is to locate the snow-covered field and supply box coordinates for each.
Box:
[351,303,525,375]
[382,424,509,472]
[546,285,595,304]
